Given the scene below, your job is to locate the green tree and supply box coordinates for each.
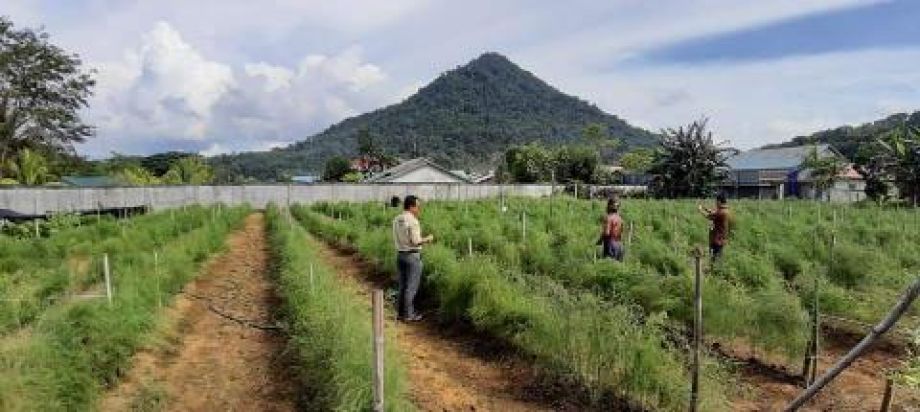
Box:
[877,124,920,204]
[619,148,655,172]
[553,145,599,183]
[7,148,50,185]
[322,156,353,182]
[0,17,95,178]
[162,156,213,185]
[115,165,161,185]
[581,123,621,160]
[141,151,194,176]
[649,118,735,198]
[800,145,846,201]
[504,143,553,183]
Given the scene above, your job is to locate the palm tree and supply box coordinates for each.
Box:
[800,146,845,201]
[7,148,50,185]
[162,156,214,184]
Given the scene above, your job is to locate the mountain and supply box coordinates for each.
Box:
[211,52,658,182]
[764,111,920,160]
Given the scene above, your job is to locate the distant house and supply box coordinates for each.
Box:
[365,158,472,183]
[722,144,865,202]
[61,176,121,188]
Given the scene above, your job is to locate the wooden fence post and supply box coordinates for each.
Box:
[691,249,704,412]
[103,253,113,306]
[372,289,385,412]
[467,237,473,257]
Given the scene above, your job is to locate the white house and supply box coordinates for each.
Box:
[365,158,472,183]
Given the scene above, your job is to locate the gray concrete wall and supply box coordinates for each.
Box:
[0,184,555,215]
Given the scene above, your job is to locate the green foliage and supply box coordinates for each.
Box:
[0,17,95,178]
[619,148,655,172]
[161,156,214,185]
[322,156,354,182]
[210,52,657,181]
[649,118,735,198]
[504,143,554,183]
[265,206,411,411]
[0,205,249,410]
[6,148,51,185]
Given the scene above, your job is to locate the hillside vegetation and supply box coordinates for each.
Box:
[211,53,658,181]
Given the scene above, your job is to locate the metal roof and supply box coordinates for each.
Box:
[365,158,472,183]
[61,176,122,187]
[726,144,836,171]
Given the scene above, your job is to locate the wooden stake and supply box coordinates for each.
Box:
[467,237,473,257]
[372,289,385,412]
[880,377,894,412]
[309,263,315,294]
[103,254,113,306]
[521,212,527,241]
[154,252,161,309]
[691,250,703,412]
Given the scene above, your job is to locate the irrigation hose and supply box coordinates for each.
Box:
[180,291,284,332]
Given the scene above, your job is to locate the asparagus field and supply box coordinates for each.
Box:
[295,197,920,410]
[1,198,916,411]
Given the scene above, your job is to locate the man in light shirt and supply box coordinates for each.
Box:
[392,195,434,322]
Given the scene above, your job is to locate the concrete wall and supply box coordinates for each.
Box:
[0,184,554,215]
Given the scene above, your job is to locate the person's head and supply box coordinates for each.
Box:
[403,195,421,216]
[606,198,619,214]
[390,196,401,208]
[716,193,728,207]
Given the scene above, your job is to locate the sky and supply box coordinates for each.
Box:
[5,0,920,158]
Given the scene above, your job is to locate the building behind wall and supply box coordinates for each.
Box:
[722,144,865,202]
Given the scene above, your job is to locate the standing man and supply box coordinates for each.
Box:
[392,195,434,322]
[698,193,732,259]
[598,197,625,261]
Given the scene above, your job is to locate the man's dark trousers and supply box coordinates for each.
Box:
[397,251,422,318]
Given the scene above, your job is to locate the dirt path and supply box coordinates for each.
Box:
[101,213,298,412]
[312,240,591,412]
[728,333,920,411]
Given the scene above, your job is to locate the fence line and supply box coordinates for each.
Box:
[0,184,557,216]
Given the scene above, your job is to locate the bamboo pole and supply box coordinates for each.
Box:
[103,254,113,306]
[784,278,920,411]
[691,249,704,412]
[372,289,385,412]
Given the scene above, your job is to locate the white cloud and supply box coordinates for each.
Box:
[82,23,392,157]
[569,48,920,149]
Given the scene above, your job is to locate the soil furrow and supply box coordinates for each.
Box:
[100,213,298,412]
[310,238,593,412]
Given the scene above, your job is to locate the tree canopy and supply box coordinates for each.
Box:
[649,118,735,198]
[0,17,95,178]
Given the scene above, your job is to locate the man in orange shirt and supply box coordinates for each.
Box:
[598,198,625,261]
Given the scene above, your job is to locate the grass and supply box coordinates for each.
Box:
[265,205,412,412]
[0,205,249,411]
[0,206,224,334]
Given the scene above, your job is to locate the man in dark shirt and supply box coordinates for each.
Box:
[698,193,731,259]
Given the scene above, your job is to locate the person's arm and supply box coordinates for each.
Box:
[698,204,713,219]
[602,216,611,237]
[408,219,433,246]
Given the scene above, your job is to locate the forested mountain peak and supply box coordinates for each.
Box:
[211,52,657,181]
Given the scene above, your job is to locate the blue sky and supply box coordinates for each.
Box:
[5,0,919,157]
